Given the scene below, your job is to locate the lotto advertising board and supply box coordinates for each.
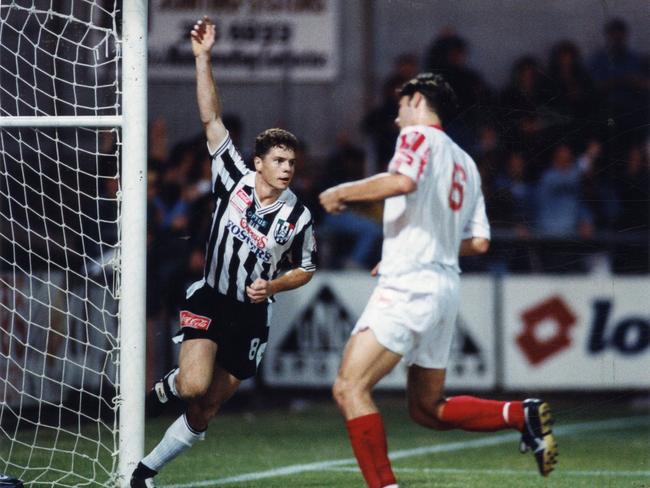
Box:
[149,0,340,81]
[502,277,650,389]
[263,272,497,390]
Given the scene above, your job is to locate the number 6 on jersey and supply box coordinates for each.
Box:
[448,162,467,211]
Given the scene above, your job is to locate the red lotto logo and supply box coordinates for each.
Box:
[517,295,577,365]
[180,311,212,331]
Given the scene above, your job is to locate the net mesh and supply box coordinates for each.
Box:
[1,1,122,486]
[0,0,119,118]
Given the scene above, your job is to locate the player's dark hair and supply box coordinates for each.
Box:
[398,73,458,124]
[254,128,299,158]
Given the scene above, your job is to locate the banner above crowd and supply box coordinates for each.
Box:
[149,0,340,81]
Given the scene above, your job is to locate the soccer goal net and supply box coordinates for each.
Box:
[0,2,147,487]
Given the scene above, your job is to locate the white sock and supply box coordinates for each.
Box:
[502,402,511,426]
[141,414,205,472]
[167,368,180,398]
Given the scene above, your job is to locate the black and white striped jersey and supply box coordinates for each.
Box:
[192,133,317,303]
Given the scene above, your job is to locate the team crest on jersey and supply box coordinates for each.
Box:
[274,219,295,244]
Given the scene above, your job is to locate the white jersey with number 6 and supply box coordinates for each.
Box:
[379,124,490,276]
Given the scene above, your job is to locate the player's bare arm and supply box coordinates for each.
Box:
[320,172,416,214]
[192,16,227,151]
[459,237,490,256]
[246,268,314,303]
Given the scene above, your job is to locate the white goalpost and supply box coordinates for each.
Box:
[0,1,147,487]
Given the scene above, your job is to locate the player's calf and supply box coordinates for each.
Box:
[407,397,452,430]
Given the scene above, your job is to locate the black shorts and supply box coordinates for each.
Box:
[178,284,269,380]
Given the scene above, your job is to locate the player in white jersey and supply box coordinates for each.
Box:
[131,17,316,487]
[320,73,557,488]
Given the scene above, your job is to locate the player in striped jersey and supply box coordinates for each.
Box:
[320,74,557,488]
[131,17,316,487]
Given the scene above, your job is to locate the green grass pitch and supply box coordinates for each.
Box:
[2,394,649,487]
[149,394,649,488]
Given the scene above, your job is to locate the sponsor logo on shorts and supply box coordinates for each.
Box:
[180,310,212,330]
[274,219,295,245]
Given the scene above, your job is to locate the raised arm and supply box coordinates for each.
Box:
[191,16,227,151]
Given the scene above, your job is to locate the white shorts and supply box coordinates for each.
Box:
[352,267,460,369]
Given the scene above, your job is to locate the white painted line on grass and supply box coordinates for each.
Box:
[161,415,649,488]
[327,466,650,478]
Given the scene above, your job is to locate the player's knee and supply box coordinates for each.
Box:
[407,399,430,426]
[332,377,346,408]
[176,374,210,401]
[332,375,360,409]
[408,398,447,429]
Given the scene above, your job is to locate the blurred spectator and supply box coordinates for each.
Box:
[316,136,382,269]
[152,181,190,233]
[183,153,214,248]
[147,137,195,320]
[393,52,419,81]
[535,142,601,272]
[146,170,162,305]
[362,53,419,172]
[474,124,500,157]
[590,18,650,148]
[424,29,492,145]
[290,141,321,221]
[222,113,253,166]
[500,56,550,123]
[149,118,169,165]
[492,152,536,234]
[536,142,598,238]
[547,40,596,133]
[362,75,402,173]
[504,112,551,182]
[488,151,538,272]
[498,56,556,178]
[612,144,650,273]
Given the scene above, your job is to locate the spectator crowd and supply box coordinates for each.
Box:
[144,17,649,329]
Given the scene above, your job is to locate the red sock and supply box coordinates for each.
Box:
[346,413,397,488]
[439,396,524,432]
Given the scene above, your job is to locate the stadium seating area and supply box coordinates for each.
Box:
[144,16,648,308]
